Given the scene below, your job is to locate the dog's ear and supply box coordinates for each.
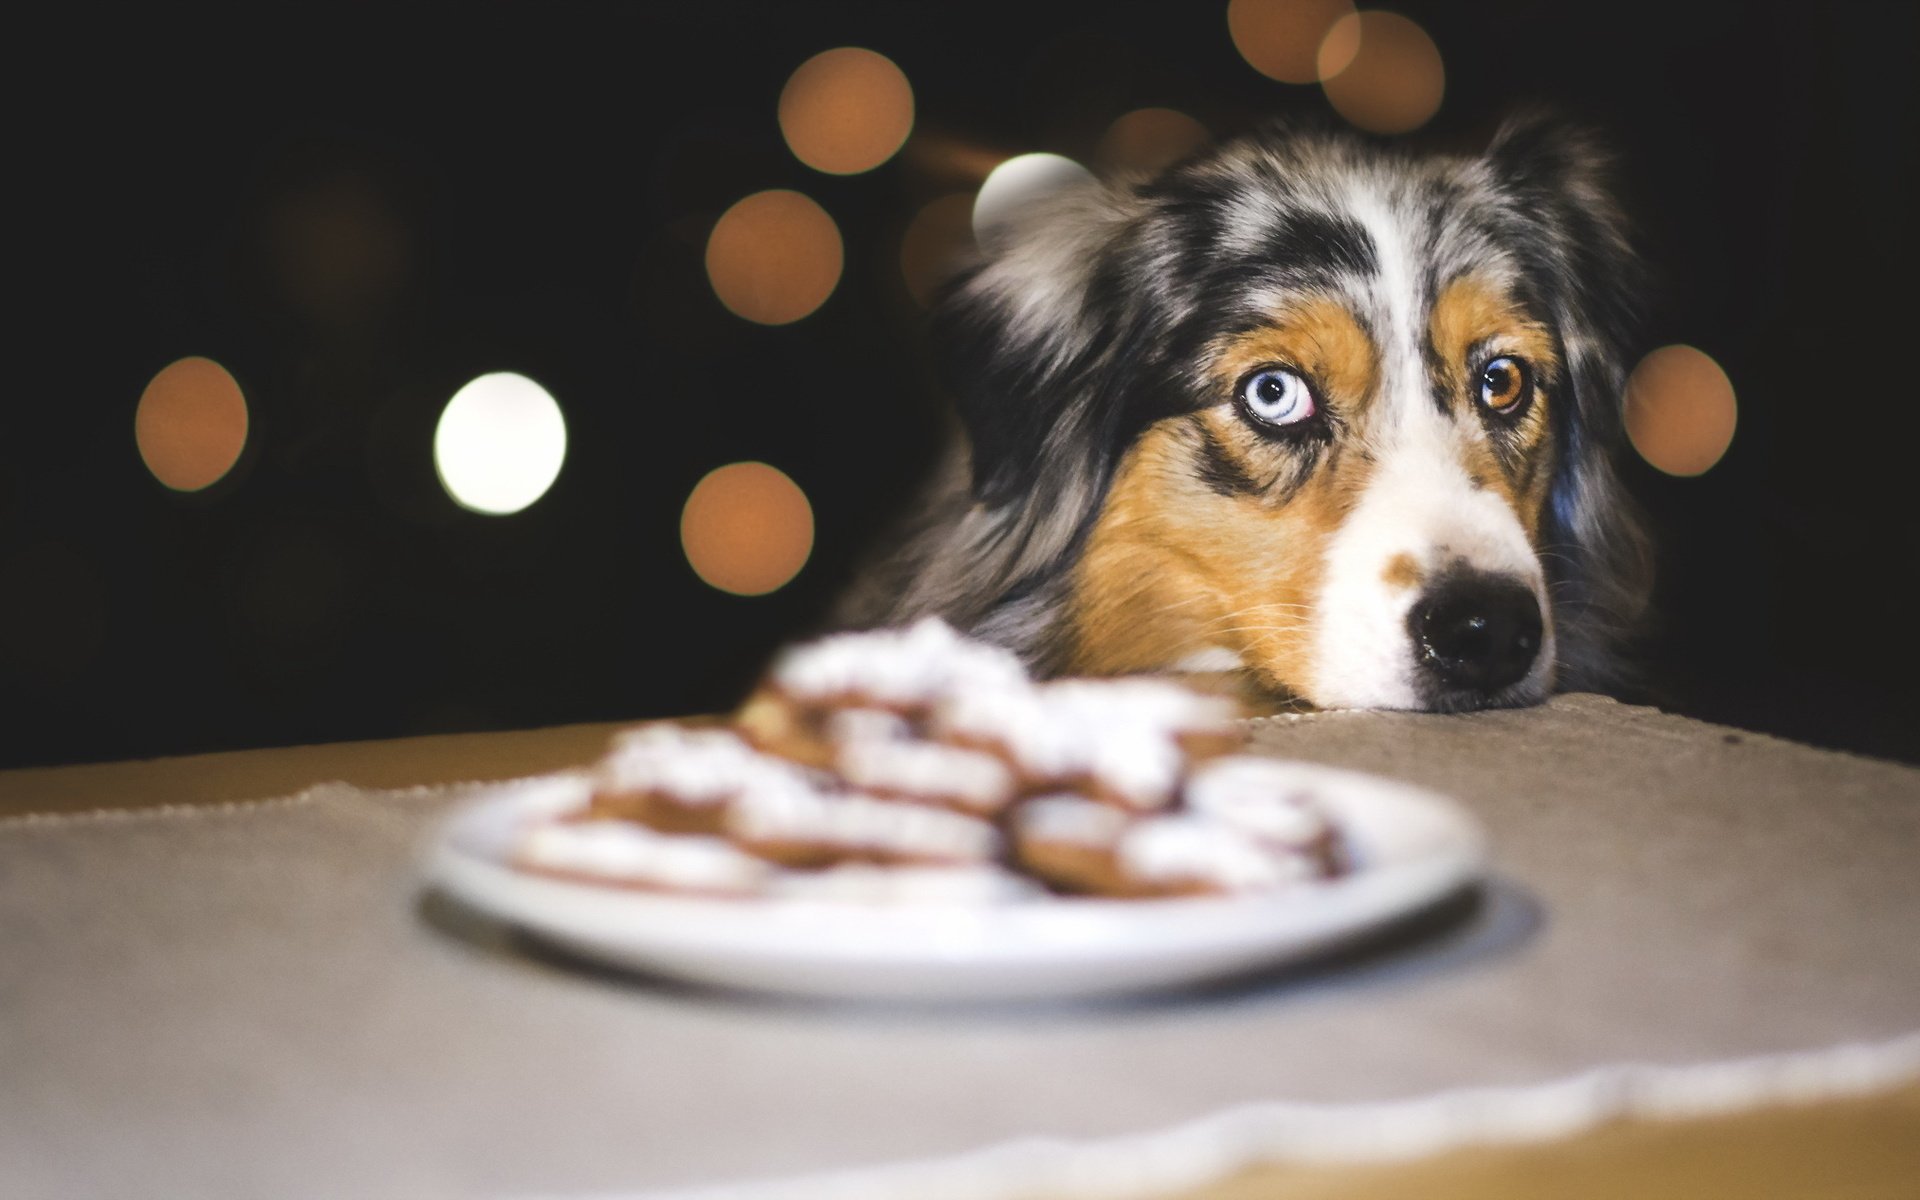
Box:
[1485,112,1654,690]
[927,179,1162,592]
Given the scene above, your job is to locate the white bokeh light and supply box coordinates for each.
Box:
[434,372,568,515]
[972,153,1095,248]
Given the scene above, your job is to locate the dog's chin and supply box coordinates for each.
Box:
[1282,678,1553,714]
[1411,675,1553,714]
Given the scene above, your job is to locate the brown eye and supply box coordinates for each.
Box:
[1478,355,1532,415]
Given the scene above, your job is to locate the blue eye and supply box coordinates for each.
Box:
[1237,367,1315,428]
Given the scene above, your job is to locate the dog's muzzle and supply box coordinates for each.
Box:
[1408,569,1543,703]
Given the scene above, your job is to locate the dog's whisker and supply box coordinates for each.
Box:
[1208,624,1304,636]
[1145,593,1215,618]
[1201,602,1314,621]
[1198,611,1313,627]
[1195,614,1311,635]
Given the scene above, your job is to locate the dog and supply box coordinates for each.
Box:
[841,114,1650,713]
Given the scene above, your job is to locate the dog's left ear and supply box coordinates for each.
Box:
[1484,112,1653,690]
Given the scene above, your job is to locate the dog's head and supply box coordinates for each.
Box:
[927,115,1650,711]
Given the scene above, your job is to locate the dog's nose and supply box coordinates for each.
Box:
[1409,573,1543,695]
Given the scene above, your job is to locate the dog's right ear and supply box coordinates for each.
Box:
[928,179,1164,593]
[1483,112,1654,691]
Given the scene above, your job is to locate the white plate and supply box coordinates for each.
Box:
[422,764,1487,1002]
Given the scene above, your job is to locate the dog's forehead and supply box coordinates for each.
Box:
[1157,143,1526,340]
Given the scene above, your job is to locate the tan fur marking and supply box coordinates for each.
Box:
[1429,277,1556,372]
[1068,299,1382,696]
[1428,275,1561,541]
[1211,298,1378,415]
[1457,435,1517,519]
[1382,553,1422,591]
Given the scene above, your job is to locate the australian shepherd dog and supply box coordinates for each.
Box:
[844,114,1651,713]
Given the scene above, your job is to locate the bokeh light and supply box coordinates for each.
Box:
[135,356,250,493]
[433,372,568,514]
[681,462,815,596]
[1625,345,1738,477]
[705,190,844,325]
[1096,107,1211,174]
[900,193,978,307]
[972,153,1096,247]
[1228,0,1356,84]
[1319,11,1445,135]
[779,47,915,175]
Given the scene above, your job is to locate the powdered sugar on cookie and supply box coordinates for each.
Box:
[934,678,1237,810]
[1184,757,1334,848]
[769,617,1029,711]
[730,782,1002,866]
[1120,815,1319,895]
[833,737,1016,814]
[597,723,806,806]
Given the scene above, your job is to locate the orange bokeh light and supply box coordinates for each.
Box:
[681,462,815,596]
[779,47,915,176]
[135,356,249,492]
[899,193,978,308]
[1319,11,1445,135]
[1228,0,1356,84]
[705,190,844,325]
[1625,345,1738,477]
[1096,107,1211,174]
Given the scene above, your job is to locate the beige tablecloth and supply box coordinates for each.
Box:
[2,696,1917,1198]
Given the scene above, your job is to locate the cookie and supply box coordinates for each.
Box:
[1182,756,1346,875]
[727,777,1004,869]
[831,734,1018,816]
[588,723,812,835]
[1008,794,1136,895]
[1012,786,1335,898]
[1116,814,1323,897]
[738,618,1030,766]
[935,678,1240,811]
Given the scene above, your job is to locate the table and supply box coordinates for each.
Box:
[3,697,1917,1198]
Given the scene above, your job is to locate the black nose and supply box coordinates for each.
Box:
[1409,573,1543,695]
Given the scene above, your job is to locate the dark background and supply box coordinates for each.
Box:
[7,1,1916,769]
